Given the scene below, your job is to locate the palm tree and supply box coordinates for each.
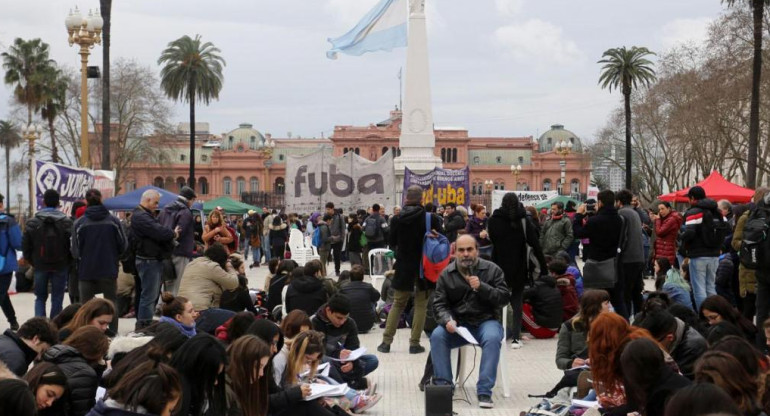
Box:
[1,38,56,125]
[724,0,768,188]
[40,65,68,163]
[158,34,225,191]
[100,1,112,170]
[0,121,22,209]
[598,46,657,190]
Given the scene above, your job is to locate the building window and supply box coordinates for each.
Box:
[472,156,480,165]
[452,148,458,163]
[354,148,360,155]
[571,179,580,194]
[275,177,285,194]
[496,156,502,164]
[440,148,446,162]
[164,177,174,190]
[472,181,483,195]
[343,147,349,154]
[494,181,505,191]
[543,179,552,191]
[224,177,232,195]
[250,136,256,150]
[547,137,552,145]
[279,154,285,161]
[153,176,164,189]
[250,177,259,192]
[176,177,186,192]
[518,156,524,163]
[228,136,234,149]
[199,177,209,195]
[125,181,136,191]
[201,154,208,161]
[180,154,186,161]
[237,177,246,197]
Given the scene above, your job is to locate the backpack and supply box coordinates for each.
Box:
[312,226,322,247]
[421,212,451,283]
[363,216,381,240]
[36,216,67,266]
[701,209,731,249]
[740,207,770,269]
[121,224,138,275]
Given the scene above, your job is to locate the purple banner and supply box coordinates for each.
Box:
[403,167,469,207]
[35,161,95,215]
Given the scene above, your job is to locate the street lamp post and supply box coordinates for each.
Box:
[484,179,493,208]
[555,140,572,195]
[65,7,103,168]
[23,124,41,217]
[510,163,522,190]
[263,140,276,193]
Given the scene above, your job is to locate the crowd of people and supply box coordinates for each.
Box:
[0,180,768,415]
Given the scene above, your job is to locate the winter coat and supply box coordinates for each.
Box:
[85,399,152,416]
[178,256,239,311]
[316,223,332,251]
[0,329,37,376]
[22,208,73,270]
[668,318,708,379]
[443,211,466,243]
[329,213,345,244]
[679,198,722,258]
[0,212,22,275]
[432,258,510,327]
[266,273,289,315]
[338,280,380,333]
[716,255,736,305]
[269,223,288,251]
[540,215,574,256]
[488,206,547,291]
[43,344,100,416]
[618,206,644,264]
[311,305,361,358]
[285,275,328,317]
[639,367,692,416]
[555,319,588,370]
[574,207,622,262]
[555,273,579,322]
[347,221,363,253]
[523,275,563,329]
[159,198,195,258]
[654,211,683,265]
[663,282,694,310]
[732,210,757,296]
[71,205,127,281]
[464,215,491,247]
[362,213,388,244]
[130,205,175,260]
[389,205,444,292]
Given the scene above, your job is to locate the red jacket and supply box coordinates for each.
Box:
[654,211,683,264]
[555,273,579,322]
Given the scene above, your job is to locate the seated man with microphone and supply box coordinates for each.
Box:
[429,234,510,409]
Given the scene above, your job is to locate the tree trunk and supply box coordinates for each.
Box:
[5,147,10,210]
[100,0,112,170]
[48,116,59,163]
[747,0,764,188]
[624,90,632,190]
[189,90,196,192]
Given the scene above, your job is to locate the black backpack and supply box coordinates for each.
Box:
[363,216,381,240]
[740,207,770,269]
[701,209,731,249]
[36,217,67,266]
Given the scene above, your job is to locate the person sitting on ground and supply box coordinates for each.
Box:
[59,298,115,341]
[664,383,743,416]
[214,311,256,344]
[0,317,58,377]
[273,310,312,386]
[522,272,564,339]
[0,374,36,416]
[159,292,198,338]
[22,361,67,413]
[636,308,707,380]
[266,260,297,318]
[654,257,694,309]
[285,260,328,317]
[338,265,380,333]
[695,351,767,416]
[311,294,379,392]
[556,251,584,298]
[548,259,579,322]
[224,335,271,416]
[430,234,510,409]
[262,258,281,291]
[171,334,229,416]
[220,269,259,315]
[555,289,610,370]
[700,295,757,343]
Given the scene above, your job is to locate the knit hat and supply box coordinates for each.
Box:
[180,186,197,200]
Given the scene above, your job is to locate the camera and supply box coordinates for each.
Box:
[585,199,597,214]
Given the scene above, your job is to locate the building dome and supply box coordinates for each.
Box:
[223,123,266,150]
[537,124,583,153]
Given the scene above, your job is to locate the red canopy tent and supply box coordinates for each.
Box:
[658,171,754,203]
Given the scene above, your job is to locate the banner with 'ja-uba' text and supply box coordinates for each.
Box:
[35,161,114,215]
[285,148,396,213]
[402,167,469,207]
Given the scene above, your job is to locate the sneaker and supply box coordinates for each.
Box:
[478,394,494,408]
[376,343,390,353]
[353,393,382,413]
[510,339,523,349]
[409,345,426,354]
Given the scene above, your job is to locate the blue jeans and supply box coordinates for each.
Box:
[34,269,68,318]
[359,354,379,376]
[262,234,271,262]
[0,273,16,324]
[250,247,261,264]
[690,256,719,310]
[430,320,504,396]
[135,258,163,324]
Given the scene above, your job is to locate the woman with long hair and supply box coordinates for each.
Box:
[87,360,182,416]
[710,336,770,414]
[274,310,313,385]
[203,210,234,250]
[555,289,610,370]
[159,292,198,337]
[465,203,492,257]
[22,362,67,412]
[171,334,228,416]
[695,351,765,416]
[654,257,693,309]
[664,383,742,416]
[488,192,548,349]
[226,335,272,416]
[59,298,115,341]
[700,295,757,342]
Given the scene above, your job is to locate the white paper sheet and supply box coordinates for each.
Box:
[571,399,599,408]
[301,362,330,378]
[303,383,349,401]
[456,326,479,345]
[329,347,367,362]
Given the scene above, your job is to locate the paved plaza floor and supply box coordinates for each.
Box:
[5,262,569,415]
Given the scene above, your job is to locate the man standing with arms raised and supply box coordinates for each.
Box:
[377,185,443,354]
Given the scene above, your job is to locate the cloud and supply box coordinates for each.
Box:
[494,0,525,16]
[493,19,584,65]
[324,0,380,27]
[659,17,713,51]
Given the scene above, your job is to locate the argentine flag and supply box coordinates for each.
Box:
[326,0,408,59]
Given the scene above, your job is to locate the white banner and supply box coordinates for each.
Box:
[285,149,395,214]
[587,186,599,201]
[490,190,558,212]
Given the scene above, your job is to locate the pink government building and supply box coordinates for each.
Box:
[106,109,591,206]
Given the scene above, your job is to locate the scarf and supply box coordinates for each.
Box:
[159,316,197,338]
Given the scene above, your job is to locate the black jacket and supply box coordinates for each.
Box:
[574,206,622,261]
[285,275,328,317]
[311,305,361,358]
[0,329,36,376]
[488,206,547,291]
[43,344,100,416]
[159,199,195,258]
[679,198,722,258]
[130,205,175,260]
[669,318,708,380]
[523,275,563,329]
[71,205,127,281]
[22,208,73,270]
[389,205,444,292]
[338,281,380,333]
[266,274,288,316]
[443,211,466,243]
[433,258,510,327]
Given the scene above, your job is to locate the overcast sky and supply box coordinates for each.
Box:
[0,0,726,144]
